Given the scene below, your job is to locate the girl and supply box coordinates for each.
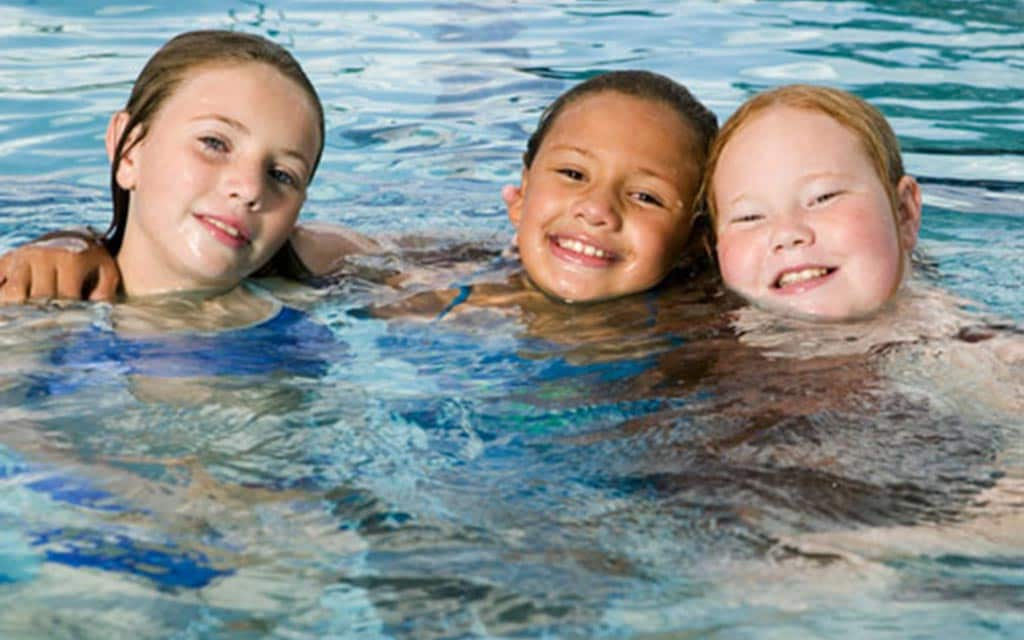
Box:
[342,69,722,327]
[699,84,1022,358]
[701,83,922,322]
[0,29,374,309]
[691,84,1023,567]
[0,30,365,595]
[501,69,717,304]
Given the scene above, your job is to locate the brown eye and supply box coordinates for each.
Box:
[634,191,664,207]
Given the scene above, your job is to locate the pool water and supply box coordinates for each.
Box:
[1,1,1023,638]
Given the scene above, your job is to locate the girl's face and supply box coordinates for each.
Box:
[712,105,921,320]
[506,91,701,303]
[110,62,321,296]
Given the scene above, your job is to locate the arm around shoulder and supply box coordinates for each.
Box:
[288,222,380,277]
[0,227,119,302]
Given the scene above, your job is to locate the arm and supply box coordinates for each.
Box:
[0,228,120,302]
[290,187,518,279]
[287,222,381,277]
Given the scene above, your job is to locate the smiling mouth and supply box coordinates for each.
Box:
[550,235,616,261]
[774,266,836,289]
[197,215,251,245]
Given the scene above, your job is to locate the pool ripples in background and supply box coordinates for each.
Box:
[1,1,1023,638]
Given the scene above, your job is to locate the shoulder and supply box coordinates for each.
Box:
[289,222,381,277]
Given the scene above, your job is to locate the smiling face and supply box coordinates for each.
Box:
[506,91,701,303]
[711,105,921,320]
[110,62,321,296]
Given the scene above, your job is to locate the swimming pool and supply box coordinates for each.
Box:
[1,1,1022,637]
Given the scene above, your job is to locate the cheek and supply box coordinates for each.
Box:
[847,217,902,268]
[633,217,684,269]
[714,235,755,288]
[514,204,549,251]
[266,205,302,245]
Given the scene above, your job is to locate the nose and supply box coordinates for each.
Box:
[223,159,266,211]
[770,214,814,252]
[573,186,622,230]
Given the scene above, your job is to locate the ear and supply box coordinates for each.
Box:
[105,110,139,190]
[504,169,528,228]
[894,175,922,252]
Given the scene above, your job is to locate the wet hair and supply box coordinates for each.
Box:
[104,29,324,278]
[523,70,718,171]
[700,84,906,230]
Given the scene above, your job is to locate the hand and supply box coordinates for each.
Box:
[0,231,120,303]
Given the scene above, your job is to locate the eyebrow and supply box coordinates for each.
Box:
[547,143,683,184]
[193,113,313,175]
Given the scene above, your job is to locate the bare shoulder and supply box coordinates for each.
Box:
[990,332,1024,365]
[290,222,382,276]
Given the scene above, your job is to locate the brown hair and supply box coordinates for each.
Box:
[700,84,906,231]
[523,70,718,171]
[104,30,324,277]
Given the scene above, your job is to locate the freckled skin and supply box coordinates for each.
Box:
[712,106,920,320]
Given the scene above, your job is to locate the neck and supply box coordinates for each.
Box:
[116,254,232,299]
[116,221,235,298]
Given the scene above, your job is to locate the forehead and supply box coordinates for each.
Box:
[546,91,696,147]
[168,61,310,106]
[729,105,863,156]
[716,105,878,185]
[155,61,321,150]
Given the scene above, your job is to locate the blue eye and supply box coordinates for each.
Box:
[200,136,228,152]
[269,168,299,188]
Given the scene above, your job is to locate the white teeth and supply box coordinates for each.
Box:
[556,237,608,258]
[205,217,241,238]
[777,267,828,287]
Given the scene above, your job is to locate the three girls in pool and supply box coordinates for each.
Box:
[1,29,1020,362]
[3,29,1022,581]
[0,29,1017,341]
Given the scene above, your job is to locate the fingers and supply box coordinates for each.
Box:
[29,259,59,300]
[0,260,31,303]
[0,238,120,304]
[88,262,120,302]
[56,260,88,299]
[0,247,97,303]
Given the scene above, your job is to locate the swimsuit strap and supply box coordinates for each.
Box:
[435,284,473,321]
[433,251,519,321]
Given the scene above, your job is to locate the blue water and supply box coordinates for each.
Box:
[1,1,1023,638]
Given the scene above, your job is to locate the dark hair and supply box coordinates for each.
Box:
[104,29,324,278]
[523,70,718,169]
